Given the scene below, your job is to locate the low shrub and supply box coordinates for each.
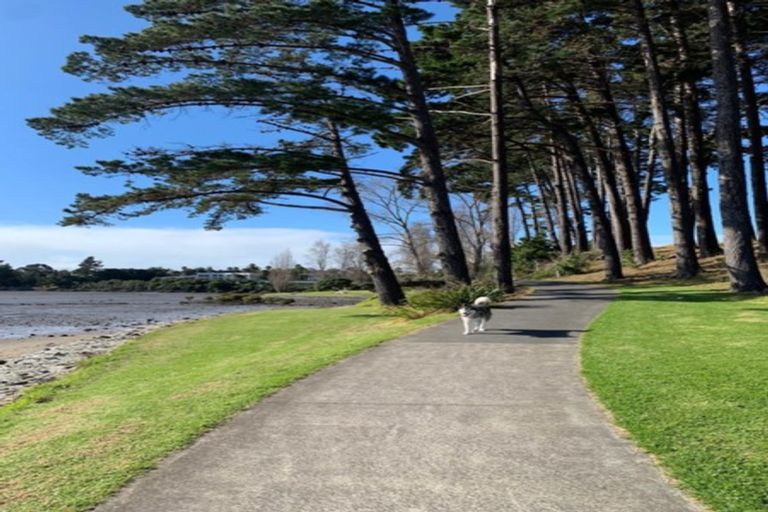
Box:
[512,234,559,276]
[262,296,295,305]
[620,249,639,269]
[315,277,353,291]
[555,252,592,275]
[75,278,267,293]
[407,283,503,313]
[216,293,294,305]
[399,278,445,289]
[217,292,264,304]
[533,252,592,278]
[77,279,151,292]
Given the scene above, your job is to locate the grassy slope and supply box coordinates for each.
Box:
[577,252,768,511]
[0,302,450,512]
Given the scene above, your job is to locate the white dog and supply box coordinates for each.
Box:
[458,296,492,335]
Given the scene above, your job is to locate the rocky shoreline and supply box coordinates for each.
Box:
[0,293,368,406]
[0,324,161,405]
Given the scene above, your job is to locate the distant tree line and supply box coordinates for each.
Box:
[0,245,384,292]
[28,0,768,303]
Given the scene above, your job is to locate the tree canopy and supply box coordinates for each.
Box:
[29,0,768,293]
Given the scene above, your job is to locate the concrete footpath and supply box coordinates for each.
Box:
[98,282,702,512]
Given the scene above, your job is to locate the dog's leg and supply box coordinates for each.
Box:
[461,316,470,335]
[478,318,486,332]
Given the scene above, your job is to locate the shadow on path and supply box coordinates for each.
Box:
[485,328,583,338]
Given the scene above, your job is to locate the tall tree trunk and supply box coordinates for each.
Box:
[593,160,613,249]
[525,183,542,235]
[565,143,622,279]
[672,83,690,201]
[515,77,621,278]
[668,4,722,257]
[514,192,531,240]
[470,245,483,279]
[531,163,560,247]
[564,82,628,252]
[641,125,657,221]
[327,121,406,305]
[563,158,590,252]
[551,147,573,254]
[633,128,643,193]
[455,195,488,279]
[386,0,471,284]
[588,63,654,263]
[590,165,604,251]
[632,0,699,277]
[486,0,514,291]
[708,0,767,291]
[727,0,768,258]
[402,229,430,276]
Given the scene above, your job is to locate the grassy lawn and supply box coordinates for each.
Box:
[0,302,451,512]
[581,282,768,512]
[263,289,375,298]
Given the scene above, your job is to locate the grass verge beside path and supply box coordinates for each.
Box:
[582,282,768,512]
[0,302,451,512]
[263,290,375,298]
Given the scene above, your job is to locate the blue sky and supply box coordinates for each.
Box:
[1,1,685,269]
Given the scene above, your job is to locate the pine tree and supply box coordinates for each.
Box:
[29,0,470,288]
[707,0,767,291]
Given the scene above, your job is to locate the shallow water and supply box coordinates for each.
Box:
[0,291,266,340]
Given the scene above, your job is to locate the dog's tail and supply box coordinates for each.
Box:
[473,296,492,306]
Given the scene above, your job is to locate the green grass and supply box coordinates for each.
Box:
[263,289,375,298]
[582,282,768,512]
[0,302,451,512]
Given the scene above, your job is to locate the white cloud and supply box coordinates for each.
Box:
[0,225,350,269]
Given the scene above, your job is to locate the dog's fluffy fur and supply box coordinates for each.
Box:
[458,296,492,335]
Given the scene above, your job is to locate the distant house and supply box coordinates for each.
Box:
[194,272,260,281]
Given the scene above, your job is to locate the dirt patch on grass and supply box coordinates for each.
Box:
[0,478,36,504]
[0,398,112,454]
[560,245,768,286]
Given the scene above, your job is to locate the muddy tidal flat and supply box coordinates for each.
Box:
[0,291,272,404]
[0,291,265,341]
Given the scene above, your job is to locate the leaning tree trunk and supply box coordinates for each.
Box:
[727,0,768,258]
[487,0,514,292]
[386,0,471,284]
[682,82,722,257]
[564,81,627,252]
[673,84,690,190]
[515,76,621,278]
[633,0,699,278]
[563,158,590,252]
[641,125,657,222]
[707,0,767,291]
[328,121,407,305]
[587,65,654,263]
[524,183,542,235]
[668,4,722,257]
[514,192,531,240]
[402,229,431,276]
[551,147,573,254]
[530,164,560,247]
[593,160,621,252]
[531,170,560,247]
[563,138,622,279]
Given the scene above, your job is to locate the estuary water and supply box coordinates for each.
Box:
[0,291,266,340]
